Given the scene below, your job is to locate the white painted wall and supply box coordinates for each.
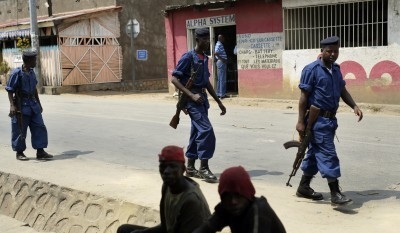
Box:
[282,0,400,89]
[283,44,400,85]
[388,0,400,44]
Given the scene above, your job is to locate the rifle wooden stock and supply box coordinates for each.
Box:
[169,79,194,129]
[169,108,181,129]
[284,105,320,187]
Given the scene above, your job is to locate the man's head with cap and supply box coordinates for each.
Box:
[195,28,210,38]
[320,36,340,66]
[158,145,186,186]
[22,50,38,68]
[218,166,255,216]
[158,145,185,163]
[219,166,255,200]
[320,36,340,48]
[194,28,210,52]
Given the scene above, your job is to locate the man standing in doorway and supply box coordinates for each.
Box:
[214,34,228,99]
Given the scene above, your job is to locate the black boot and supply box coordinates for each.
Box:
[328,180,352,205]
[186,158,199,177]
[296,175,323,200]
[36,149,53,160]
[198,159,218,183]
[16,152,29,161]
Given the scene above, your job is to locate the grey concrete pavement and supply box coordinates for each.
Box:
[0,90,399,233]
[0,143,399,233]
[0,214,43,233]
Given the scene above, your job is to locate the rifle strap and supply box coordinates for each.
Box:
[179,51,200,97]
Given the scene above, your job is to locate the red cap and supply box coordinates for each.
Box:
[218,166,255,200]
[158,145,185,163]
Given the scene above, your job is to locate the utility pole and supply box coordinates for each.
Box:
[125,19,140,90]
[29,0,42,91]
[129,19,135,89]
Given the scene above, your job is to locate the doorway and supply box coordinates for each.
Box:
[213,25,237,95]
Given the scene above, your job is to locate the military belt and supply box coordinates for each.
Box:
[21,93,35,99]
[190,88,206,93]
[319,110,336,118]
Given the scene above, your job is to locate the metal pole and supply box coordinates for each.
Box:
[130,19,135,89]
[29,0,42,91]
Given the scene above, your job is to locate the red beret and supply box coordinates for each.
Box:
[158,145,185,163]
[218,166,255,200]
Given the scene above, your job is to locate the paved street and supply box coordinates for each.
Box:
[1,90,397,191]
[0,90,399,232]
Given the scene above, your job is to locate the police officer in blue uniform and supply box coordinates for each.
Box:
[295,36,363,205]
[171,28,226,183]
[6,50,53,161]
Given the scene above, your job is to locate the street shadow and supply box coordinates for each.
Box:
[247,169,284,178]
[75,90,168,97]
[43,150,95,161]
[346,188,400,206]
[301,187,400,215]
[211,170,283,181]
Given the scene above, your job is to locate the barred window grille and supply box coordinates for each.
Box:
[59,37,120,46]
[283,0,388,50]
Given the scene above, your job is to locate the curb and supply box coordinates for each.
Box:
[0,172,158,233]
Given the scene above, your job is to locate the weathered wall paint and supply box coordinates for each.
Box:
[282,44,400,104]
[166,0,400,104]
[0,0,116,22]
[165,0,283,95]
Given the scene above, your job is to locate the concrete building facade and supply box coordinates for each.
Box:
[164,0,400,104]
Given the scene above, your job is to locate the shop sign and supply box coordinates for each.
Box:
[186,14,235,28]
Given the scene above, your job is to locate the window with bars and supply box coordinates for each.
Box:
[283,0,388,50]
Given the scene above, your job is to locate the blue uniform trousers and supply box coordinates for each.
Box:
[300,117,341,178]
[185,102,216,160]
[216,60,227,97]
[11,113,48,152]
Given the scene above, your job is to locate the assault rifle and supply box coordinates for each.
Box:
[283,105,320,187]
[9,90,25,140]
[169,58,200,129]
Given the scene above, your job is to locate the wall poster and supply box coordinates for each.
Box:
[237,32,283,70]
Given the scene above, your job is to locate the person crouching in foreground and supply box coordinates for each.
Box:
[193,166,286,233]
[117,145,211,233]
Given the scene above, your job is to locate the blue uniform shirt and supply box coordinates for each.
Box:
[299,59,345,112]
[6,67,37,94]
[214,41,227,60]
[172,50,210,89]
[6,67,41,115]
[172,50,210,109]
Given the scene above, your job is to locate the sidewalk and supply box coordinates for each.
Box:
[0,91,399,233]
[0,143,399,233]
[0,215,43,233]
